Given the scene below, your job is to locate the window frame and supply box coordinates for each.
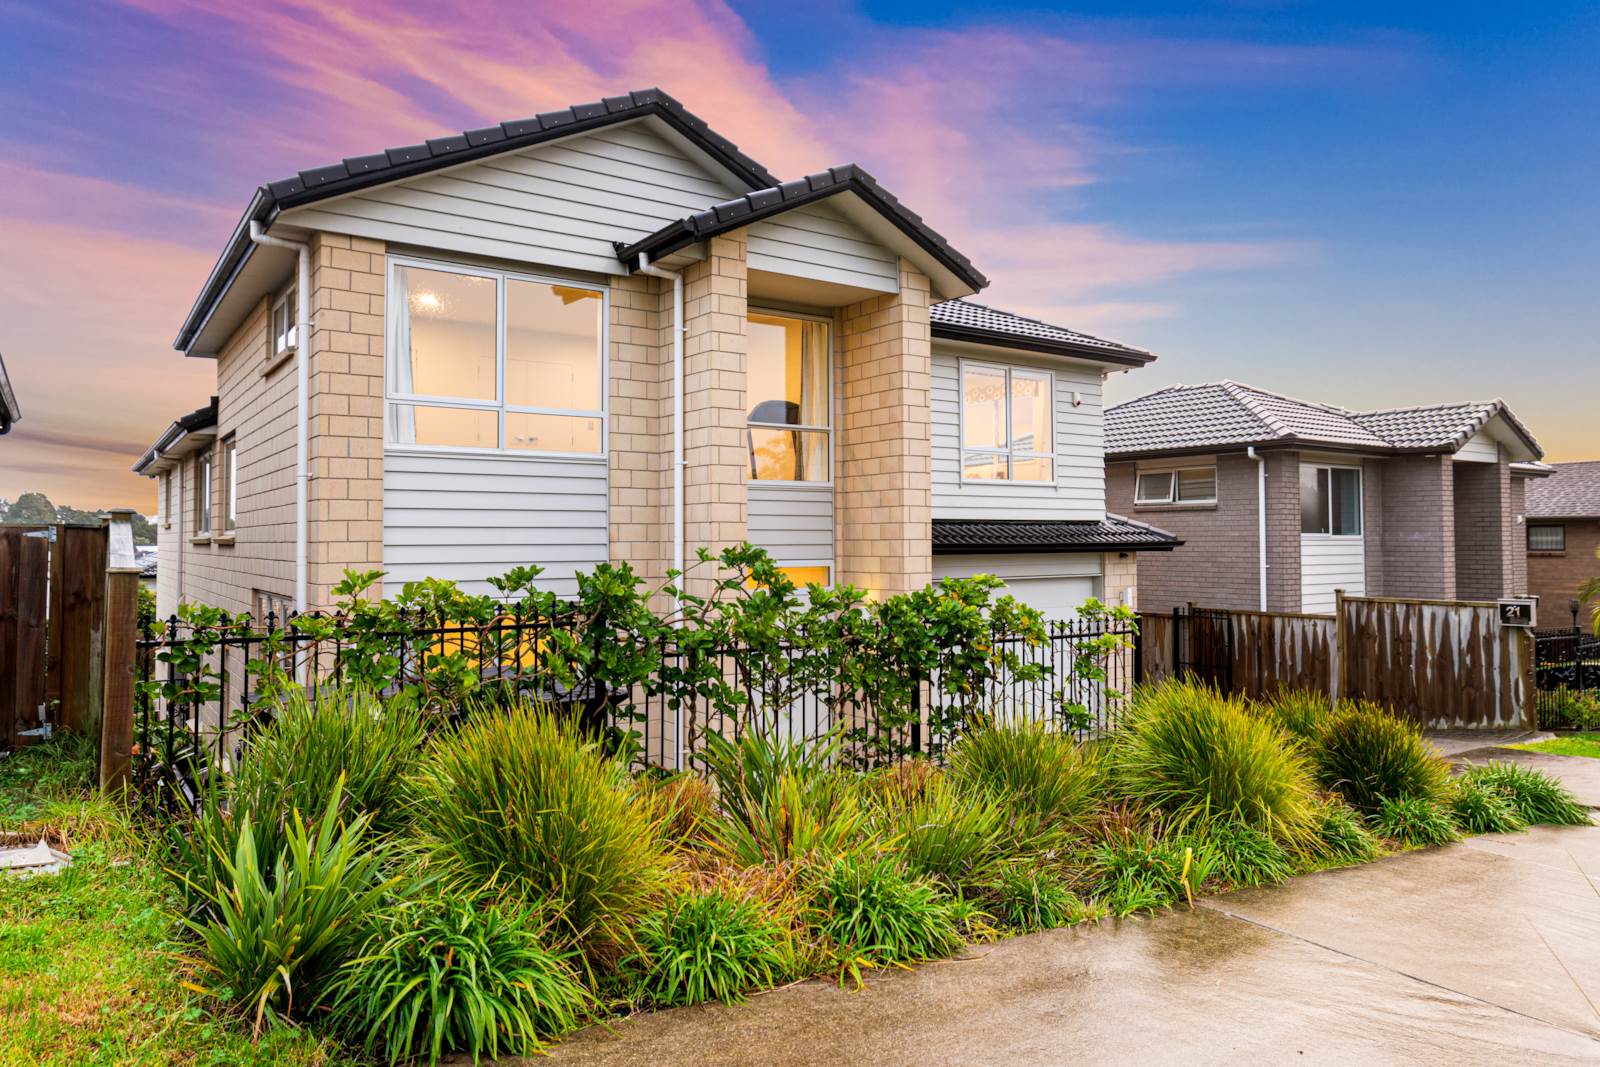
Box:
[195,451,213,537]
[383,254,609,460]
[957,358,1057,485]
[271,282,298,360]
[1134,465,1218,506]
[160,471,171,529]
[745,307,833,486]
[222,436,238,534]
[1299,462,1363,537]
[1527,523,1566,552]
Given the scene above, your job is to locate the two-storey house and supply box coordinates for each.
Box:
[136,89,1178,621]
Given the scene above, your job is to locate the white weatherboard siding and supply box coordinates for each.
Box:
[746,202,899,295]
[1300,535,1364,613]
[747,484,834,568]
[931,350,1105,521]
[281,123,741,276]
[382,452,607,598]
[1452,430,1499,463]
[934,553,1103,620]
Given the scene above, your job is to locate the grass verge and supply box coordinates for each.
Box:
[1511,733,1600,760]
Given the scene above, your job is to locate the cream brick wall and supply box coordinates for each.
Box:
[834,259,933,596]
[608,271,672,602]
[1102,552,1138,610]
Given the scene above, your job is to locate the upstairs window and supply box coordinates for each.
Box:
[222,436,238,533]
[1135,467,1217,505]
[1528,524,1565,552]
[386,259,604,455]
[747,312,830,482]
[271,285,298,358]
[1301,464,1362,535]
[961,363,1054,482]
[195,451,213,536]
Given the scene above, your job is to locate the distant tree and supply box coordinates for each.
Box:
[56,503,101,525]
[131,512,156,546]
[4,492,57,526]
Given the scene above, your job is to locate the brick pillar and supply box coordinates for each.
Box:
[608,272,670,601]
[1452,458,1515,600]
[1380,454,1455,599]
[835,259,933,597]
[306,233,385,608]
[1508,472,1529,596]
[679,233,749,597]
[1265,451,1302,611]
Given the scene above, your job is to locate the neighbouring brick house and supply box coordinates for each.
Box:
[1525,461,1600,629]
[135,88,1179,623]
[1104,381,1547,614]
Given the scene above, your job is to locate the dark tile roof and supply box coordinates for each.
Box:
[615,163,987,294]
[929,300,1154,366]
[932,514,1182,554]
[1105,380,1543,459]
[1526,460,1600,519]
[133,396,218,474]
[0,351,16,435]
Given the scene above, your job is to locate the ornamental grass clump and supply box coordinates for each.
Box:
[711,768,869,869]
[984,866,1089,932]
[1448,776,1528,835]
[808,854,967,984]
[1257,689,1333,746]
[1089,831,1219,916]
[417,701,669,955]
[632,773,715,850]
[946,720,1103,836]
[1456,762,1590,826]
[870,771,1008,889]
[332,890,590,1066]
[627,886,793,1008]
[1308,797,1382,864]
[1201,820,1297,887]
[1110,680,1318,843]
[1372,795,1461,848]
[1313,702,1449,814]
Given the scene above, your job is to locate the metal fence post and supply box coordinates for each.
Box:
[98,510,141,793]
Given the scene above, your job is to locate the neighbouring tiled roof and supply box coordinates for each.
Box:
[1105,380,1542,459]
[0,351,16,434]
[930,300,1154,365]
[615,163,987,293]
[1526,460,1600,519]
[133,397,218,474]
[932,514,1182,554]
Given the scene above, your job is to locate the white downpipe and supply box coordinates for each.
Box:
[634,252,684,768]
[1248,446,1267,611]
[249,221,311,612]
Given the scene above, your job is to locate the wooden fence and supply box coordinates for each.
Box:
[1140,593,1534,730]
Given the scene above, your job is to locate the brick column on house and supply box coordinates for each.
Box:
[1453,458,1516,600]
[1265,451,1302,611]
[607,272,671,602]
[678,232,749,598]
[306,232,386,608]
[1102,552,1138,610]
[1508,474,1529,595]
[1380,454,1456,599]
[835,259,933,597]
[1361,458,1385,597]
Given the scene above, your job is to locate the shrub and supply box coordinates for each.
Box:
[871,773,1007,888]
[1540,688,1600,731]
[332,889,589,1066]
[416,701,669,954]
[1202,821,1298,887]
[711,769,868,868]
[984,866,1087,931]
[1313,702,1449,814]
[179,778,392,1031]
[807,854,966,983]
[1456,762,1590,826]
[632,773,715,849]
[1308,798,1382,864]
[947,721,1102,829]
[627,887,792,1007]
[1256,689,1333,745]
[1089,831,1218,915]
[1111,680,1318,842]
[700,729,835,829]
[1372,795,1461,848]
[1448,776,1528,835]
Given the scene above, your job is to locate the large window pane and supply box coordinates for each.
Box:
[749,427,828,481]
[748,314,829,427]
[1300,465,1329,534]
[1011,456,1055,483]
[506,411,601,454]
[963,452,1009,480]
[1177,468,1216,502]
[388,403,498,449]
[505,281,602,411]
[394,266,497,401]
[1011,371,1052,456]
[1330,468,1362,535]
[962,366,1008,450]
[1528,525,1565,551]
[1136,471,1174,503]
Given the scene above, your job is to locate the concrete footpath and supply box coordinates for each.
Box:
[544,752,1600,1067]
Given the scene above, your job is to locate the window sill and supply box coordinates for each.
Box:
[261,347,297,378]
[1528,550,1566,557]
[214,533,236,547]
[191,535,212,546]
[1134,501,1218,512]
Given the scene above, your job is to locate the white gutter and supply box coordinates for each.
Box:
[248,221,311,612]
[633,252,684,771]
[1248,446,1267,611]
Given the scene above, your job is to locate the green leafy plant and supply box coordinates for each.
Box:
[807,854,967,985]
[946,720,1102,833]
[1111,680,1318,842]
[984,866,1088,931]
[1455,762,1590,826]
[1313,702,1449,814]
[870,772,1007,888]
[1256,689,1333,745]
[1448,776,1528,835]
[711,768,869,868]
[416,701,669,955]
[1200,821,1297,887]
[331,889,590,1066]
[1089,831,1218,916]
[1371,795,1461,848]
[626,886,793,1007]
[631,773,715,849]
[1308,798,1382,863]
[178,778,392,1032]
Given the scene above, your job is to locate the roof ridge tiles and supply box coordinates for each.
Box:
[1218,380,1295,439]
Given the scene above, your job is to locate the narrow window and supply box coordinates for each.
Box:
[271,285,298,358]
[222,436,238,533]
[1527,524,1565,552]
[746,312,830,482]
[195,452,212,536]
[1301,464,1361,535]
[961,364,1054,482]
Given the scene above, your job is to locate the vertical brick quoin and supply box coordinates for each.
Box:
[678,231,750,599]
[1263,451,1302,611]
[306,233,386,608]
[1361,459,1386,598]
[606,271,672,602]
[1101,551,1138,610]
[1507,474,1529,595]
[1452,459,1514,600]
[1379,454,1456,599]
[835,258,933,597]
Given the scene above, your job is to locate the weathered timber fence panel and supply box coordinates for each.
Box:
[56,525,108,737]
[1138,612,1176,682]
[1226,609,1335,699]
[0,527,51,746]
[1338,595,1530,729]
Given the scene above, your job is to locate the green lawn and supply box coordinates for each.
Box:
[0,736,343,1066]
[1511,733,1600,759]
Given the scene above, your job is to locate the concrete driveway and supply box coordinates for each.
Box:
[546,754,1600,1066]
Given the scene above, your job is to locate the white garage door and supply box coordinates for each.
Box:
[997,575,1100,620]
[933,554,1104,621]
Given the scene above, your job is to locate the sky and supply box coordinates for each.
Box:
[1,0,1596,511]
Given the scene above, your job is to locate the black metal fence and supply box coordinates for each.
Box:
[134,611,1139,805]
[1172,605,1234,692]
[1533,626,1600,730]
